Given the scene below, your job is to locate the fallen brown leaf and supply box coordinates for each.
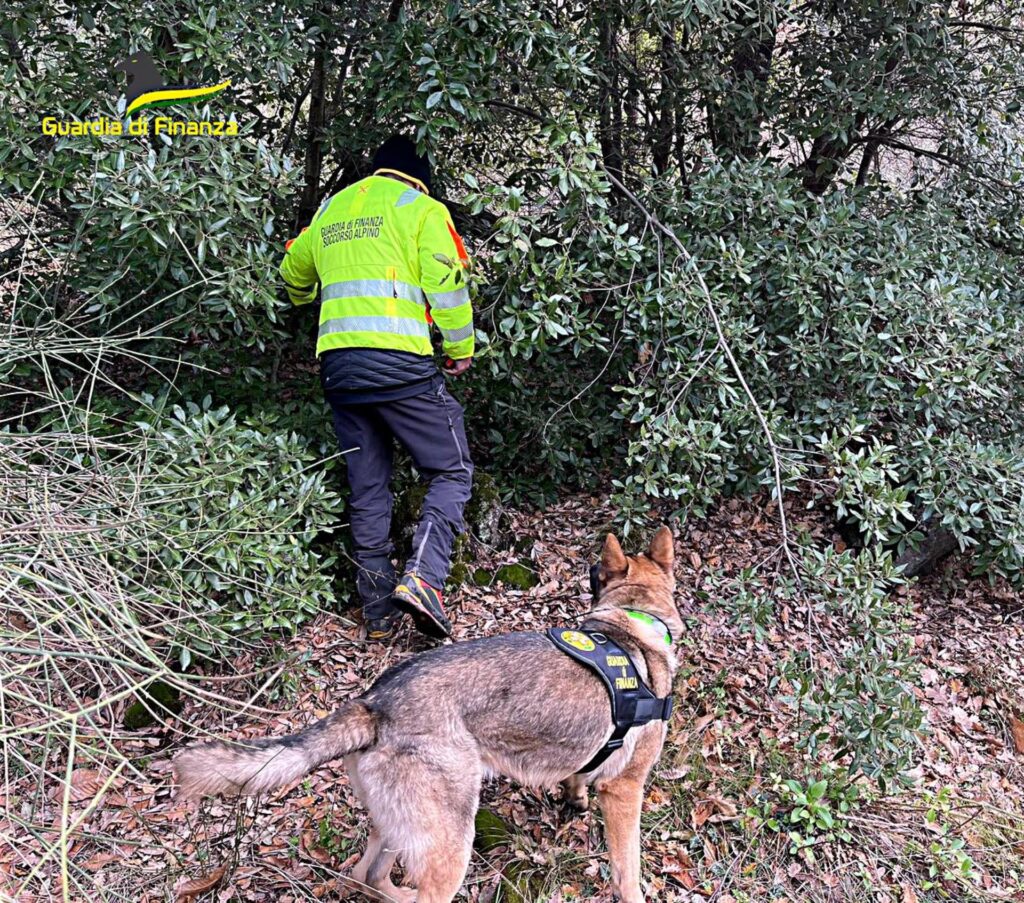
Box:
[662,847,696,889]
[49,769,109,804]
[692,799,714,829]
[301,829,333,864]
[1009,715,1024,755]
[175,866,227,903]
[82,852,119,872]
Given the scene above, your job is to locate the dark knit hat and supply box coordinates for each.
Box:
[372,135,432,193]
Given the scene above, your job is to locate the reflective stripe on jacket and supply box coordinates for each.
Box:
[279,172,475,360]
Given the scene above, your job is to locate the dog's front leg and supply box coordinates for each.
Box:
[596,775,645,903]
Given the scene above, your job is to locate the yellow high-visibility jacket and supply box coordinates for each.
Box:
[279,170,475,361]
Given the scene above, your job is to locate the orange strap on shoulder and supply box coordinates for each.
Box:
[446,222,468,265]
[284,227,308,251]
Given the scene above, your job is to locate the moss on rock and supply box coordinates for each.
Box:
[393,470,510,589]
[464,472,506,545]
[473,810,543,902]
[122,680,182,730]
[394,471,507,548]
[446,532,474,588]
[513,534,535,556]
[474,808,512,853]
[391,480,429,546]
[472,567,493,586]
[494,561,539,589]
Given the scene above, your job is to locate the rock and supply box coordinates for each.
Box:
[391,480,429,545]
[494,561,539,590]
[446,533,474,589]
[393,470,509,548]
[473,810,543,902]
[392,470,511,588]
[123,680,182,730]
[895,521,958,577]
[513,534,535,555]
[463,472,507,545]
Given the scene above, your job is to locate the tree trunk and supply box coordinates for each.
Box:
[597,4,623,181]
[855,116,901,186]
[709,5,777,159]
[801,126,859,195]
[799,2,924,194]
[651,31,677,175]
[296,39,327,229]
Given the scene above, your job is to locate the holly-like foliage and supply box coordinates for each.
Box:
[2,3,1022,666]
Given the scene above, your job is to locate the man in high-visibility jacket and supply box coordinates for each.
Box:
[280,136,475,641]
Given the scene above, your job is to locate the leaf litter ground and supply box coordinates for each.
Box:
[3,493,1023,902]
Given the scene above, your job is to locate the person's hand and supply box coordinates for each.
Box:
[443,356,473,377]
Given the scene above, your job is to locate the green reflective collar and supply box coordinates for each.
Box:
[626,609,672,645]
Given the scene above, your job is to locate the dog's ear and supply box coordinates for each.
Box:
[648,525,674,574]
[601,533,628,576]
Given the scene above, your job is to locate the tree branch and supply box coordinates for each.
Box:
[947,18,1024,38]
[296,38,327,229]
[599,167,802,587]
[280,77,313,154]
[855,117,901,186]
[862,136,1020,189]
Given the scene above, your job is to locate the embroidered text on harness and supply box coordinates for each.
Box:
[546,627,674,773]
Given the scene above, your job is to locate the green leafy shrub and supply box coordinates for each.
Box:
[711,539,923,785]
[779,544,924,786]
[592,165,1024,575]
[746,770,859,864]
[2,0,304,356]
[122,395,345,663]
[918,788,980,890]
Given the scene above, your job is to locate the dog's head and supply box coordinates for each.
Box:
[590,525,681,641]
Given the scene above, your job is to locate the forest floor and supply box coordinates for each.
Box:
[6,494,1024,903]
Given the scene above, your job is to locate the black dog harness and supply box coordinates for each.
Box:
[547,624,674,773]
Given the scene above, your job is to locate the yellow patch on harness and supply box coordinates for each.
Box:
[560,630,595,652]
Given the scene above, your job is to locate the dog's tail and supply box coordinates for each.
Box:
[172,701,377,798]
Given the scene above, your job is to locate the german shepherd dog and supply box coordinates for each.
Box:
[173,527,681,903]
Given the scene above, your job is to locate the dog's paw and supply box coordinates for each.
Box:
[566,790,590,811]
[612,884,645,903]
[560,777,590,811]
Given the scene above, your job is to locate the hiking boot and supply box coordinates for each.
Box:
[365,614,400,641]
[392,573,452,638]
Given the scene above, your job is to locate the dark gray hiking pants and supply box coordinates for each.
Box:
[326,377,474,619]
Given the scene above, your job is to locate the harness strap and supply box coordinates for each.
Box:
[546,627,674,774]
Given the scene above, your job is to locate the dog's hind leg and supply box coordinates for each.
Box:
[344,829,412,902]
[354,741,481,903]
[343,756,415,903]
[596,774,645,903]
[380,757,480,903]
[409,832,472,903]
